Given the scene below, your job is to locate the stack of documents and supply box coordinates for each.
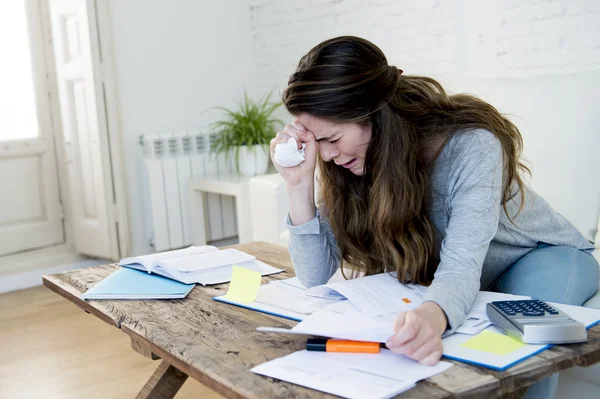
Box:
[119,246,282,285]
[265,276,600,370]
[214,271,600,371]
[252,349,452,399]
[214,276,342,321]
[216,272,507,334]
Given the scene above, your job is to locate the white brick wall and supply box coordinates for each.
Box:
[249,0,600,93]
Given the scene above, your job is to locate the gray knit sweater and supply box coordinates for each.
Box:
[286,129,594,332]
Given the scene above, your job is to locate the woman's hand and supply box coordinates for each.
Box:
[385,302,447,366]
[270,120,318,187]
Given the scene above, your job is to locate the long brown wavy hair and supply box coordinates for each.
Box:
[282,36,530,285]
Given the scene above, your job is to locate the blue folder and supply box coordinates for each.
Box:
[81,267,195,300]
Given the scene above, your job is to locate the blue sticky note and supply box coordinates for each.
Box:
[81,267,195,300]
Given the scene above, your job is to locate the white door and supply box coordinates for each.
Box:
[48,0,118,259]
[0,1,64,257]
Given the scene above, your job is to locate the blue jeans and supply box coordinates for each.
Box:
[494,244,599,399]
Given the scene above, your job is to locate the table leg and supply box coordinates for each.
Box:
[135,360,188,399]
[189,187,208,246]
[131,335,160,361]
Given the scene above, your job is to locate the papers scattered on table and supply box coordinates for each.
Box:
[251,349,452,399]
[290,310,395,343]
[215,272,600,373]
[256,284,340,315]
[306,272,421,316]
[214,275,342,321]
[120,246,283,285]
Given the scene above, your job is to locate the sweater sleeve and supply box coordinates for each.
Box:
[286,207,341,288]
[422,130,504,333]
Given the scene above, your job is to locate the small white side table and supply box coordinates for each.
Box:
[189,171,271,246]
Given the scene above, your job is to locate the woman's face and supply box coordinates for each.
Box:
[297,113,372,176]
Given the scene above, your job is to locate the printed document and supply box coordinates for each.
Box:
[252,349,452,399]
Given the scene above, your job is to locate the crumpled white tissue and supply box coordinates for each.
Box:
[274,137,306,167]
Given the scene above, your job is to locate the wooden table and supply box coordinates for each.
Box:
[43,242,600,399]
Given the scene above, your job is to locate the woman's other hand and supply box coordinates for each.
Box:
[385,302,447,365]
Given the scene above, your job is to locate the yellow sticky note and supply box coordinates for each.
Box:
[460,330,526,356]
[222,265,262,304]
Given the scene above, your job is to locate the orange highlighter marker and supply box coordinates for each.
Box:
[306,338,381,354]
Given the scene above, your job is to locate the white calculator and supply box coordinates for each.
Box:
[486,299,587,344]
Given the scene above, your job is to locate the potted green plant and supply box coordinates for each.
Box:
[210,91,283,177]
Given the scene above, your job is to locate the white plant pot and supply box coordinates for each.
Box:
[236,144,269,177]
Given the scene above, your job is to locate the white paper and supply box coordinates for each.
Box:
[291,310,395,343]
[325,299,364,317]
[273,137,306,167]
[119,245,218,267]
[549,302,600,328]
[255,283,340,315]
[158,248,255,272]
[215,276,347,322]
[270,277,307,291]
[184,260,282,285]
[307,273,421,317]
[215,296,307,321]
[252,349,452,399]
[256,326,304,334]
[304,285,346,300]
[454,292,528,335]
[467,291,531,319]
[455,317,491,335]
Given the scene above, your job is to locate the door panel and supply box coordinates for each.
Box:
[0,1,64,256]
[0,142,64,255]
[49,0,116,259]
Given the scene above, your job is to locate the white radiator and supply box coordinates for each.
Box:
[139,130,237,252]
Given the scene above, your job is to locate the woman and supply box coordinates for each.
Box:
[270,36,598,398]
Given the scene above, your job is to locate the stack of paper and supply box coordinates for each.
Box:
[214,274,343,321]
[215,272,527,335]
[119,246,283,285]
[266,293,600,371]
[214,271,600,371]
[251,349,452,399]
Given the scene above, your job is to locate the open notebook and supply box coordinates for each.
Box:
[81,267,195,300]
[119,245,283,285]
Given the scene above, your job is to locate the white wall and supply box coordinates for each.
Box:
[250,0,600,91]
[108,0,256,255]
[248,0,600,238]
[107,0,600,255]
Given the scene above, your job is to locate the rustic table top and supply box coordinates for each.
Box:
[43,242,600,399]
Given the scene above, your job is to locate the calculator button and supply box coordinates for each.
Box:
[523,311,545,316]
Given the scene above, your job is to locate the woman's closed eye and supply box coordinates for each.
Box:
[329,138,339,144]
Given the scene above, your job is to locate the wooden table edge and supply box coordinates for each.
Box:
[121,324,248,399]
[42,276,120,328]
